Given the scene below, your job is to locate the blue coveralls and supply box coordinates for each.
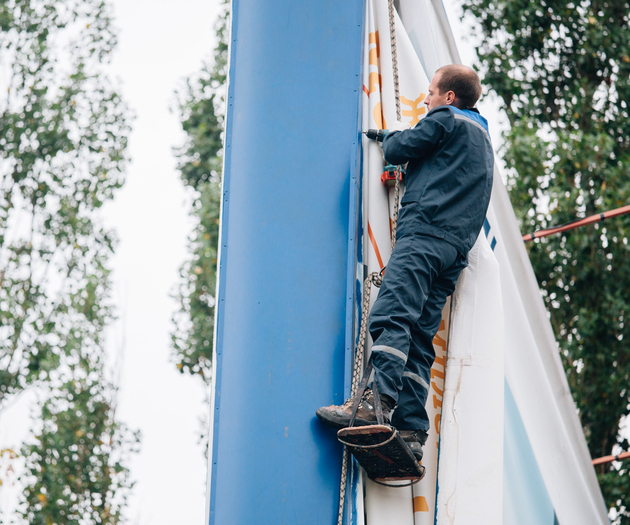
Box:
[369,105,494,432]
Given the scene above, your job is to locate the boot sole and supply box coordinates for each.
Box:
[316,407,387,430]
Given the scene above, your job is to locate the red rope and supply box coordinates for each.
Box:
[522,206,630,467]
[523,204,630,242]
[592,451,630,466]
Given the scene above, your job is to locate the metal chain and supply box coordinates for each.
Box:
[391,171,401,251]
[352,272,383,394]
[338,3,401,521]
[337,447,350,525]
[388,0,402,252]
[336,272,383,525]
[388,0,401,121]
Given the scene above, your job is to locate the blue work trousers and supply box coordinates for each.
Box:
[368,234,467,432]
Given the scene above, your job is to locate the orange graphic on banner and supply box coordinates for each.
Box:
[414,496,430,512]
[401,94,427,126]
[364,30,385,130]
[433,330,447,350]
[431,367,444,380]
[367,222,384,269]
[369,72,383,95]
[431,381,443,397]
[430,320,448,449]
[369,30,380,61]
[373,102,384,130]
[432,394,442,409]
[367,31,382,95]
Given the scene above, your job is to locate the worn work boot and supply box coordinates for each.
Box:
[316,388,395,430]
[399,429,429,462]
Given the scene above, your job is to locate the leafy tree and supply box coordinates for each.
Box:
[463,0,630,519]
[0,0,127,407]
[0,0,136,520]
[172,1,228,385]
[19,376,139,524]
[171,1,228,457]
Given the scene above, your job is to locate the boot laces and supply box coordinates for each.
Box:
[339,388,375,411]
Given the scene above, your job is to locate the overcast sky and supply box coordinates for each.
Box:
[0,2,504,524]
[102,1,222,523]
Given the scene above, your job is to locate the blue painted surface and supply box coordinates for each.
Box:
[503,380,556,525]
[209,2,364,524]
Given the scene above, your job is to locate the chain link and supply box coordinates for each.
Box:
[388,0,402,251]
[388,0,401,121]
[391,171,401,251]
[336,272,383,525]
[352,272,382,394]
[337,447,349,525]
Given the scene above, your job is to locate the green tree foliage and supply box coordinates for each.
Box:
[19,377,139,524]
[0,0,128,406]
[0,0,136,520]
[172,2,229,385]
[463,0,630,519]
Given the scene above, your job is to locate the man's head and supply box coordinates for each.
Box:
[424,65,482,111]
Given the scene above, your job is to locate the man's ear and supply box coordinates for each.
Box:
[446,91,456,105]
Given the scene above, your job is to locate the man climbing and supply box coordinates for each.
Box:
[316,65,494,462]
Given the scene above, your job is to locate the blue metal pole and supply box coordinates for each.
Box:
[208,1,364,523]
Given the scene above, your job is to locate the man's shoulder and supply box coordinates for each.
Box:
[422,105,482,131]
[417,106,456,133]
[426,105,488,129]
[446,106,490,137]
[425,105,455,121]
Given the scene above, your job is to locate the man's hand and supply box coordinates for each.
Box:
[365,121,412,142]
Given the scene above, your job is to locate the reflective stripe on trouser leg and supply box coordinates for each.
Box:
[369,235,462,406]
[371,345,407,404]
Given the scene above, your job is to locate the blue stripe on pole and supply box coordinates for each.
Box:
[209,2,363,523]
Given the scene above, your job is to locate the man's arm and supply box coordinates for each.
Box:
[382,107,453,165]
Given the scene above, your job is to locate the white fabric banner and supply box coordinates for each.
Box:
[486,174,609,524]
[360,1,446,523]
[357,0,608,523]
[435,234,504,524]
[397,0,609,523]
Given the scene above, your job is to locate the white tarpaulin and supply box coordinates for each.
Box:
[359,1,503,524]
[486,175,609,524]
[355,0,610,523]
[436,234,504,524]
[360,1,449,523]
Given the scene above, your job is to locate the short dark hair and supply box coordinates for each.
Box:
[435,65,482,109]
